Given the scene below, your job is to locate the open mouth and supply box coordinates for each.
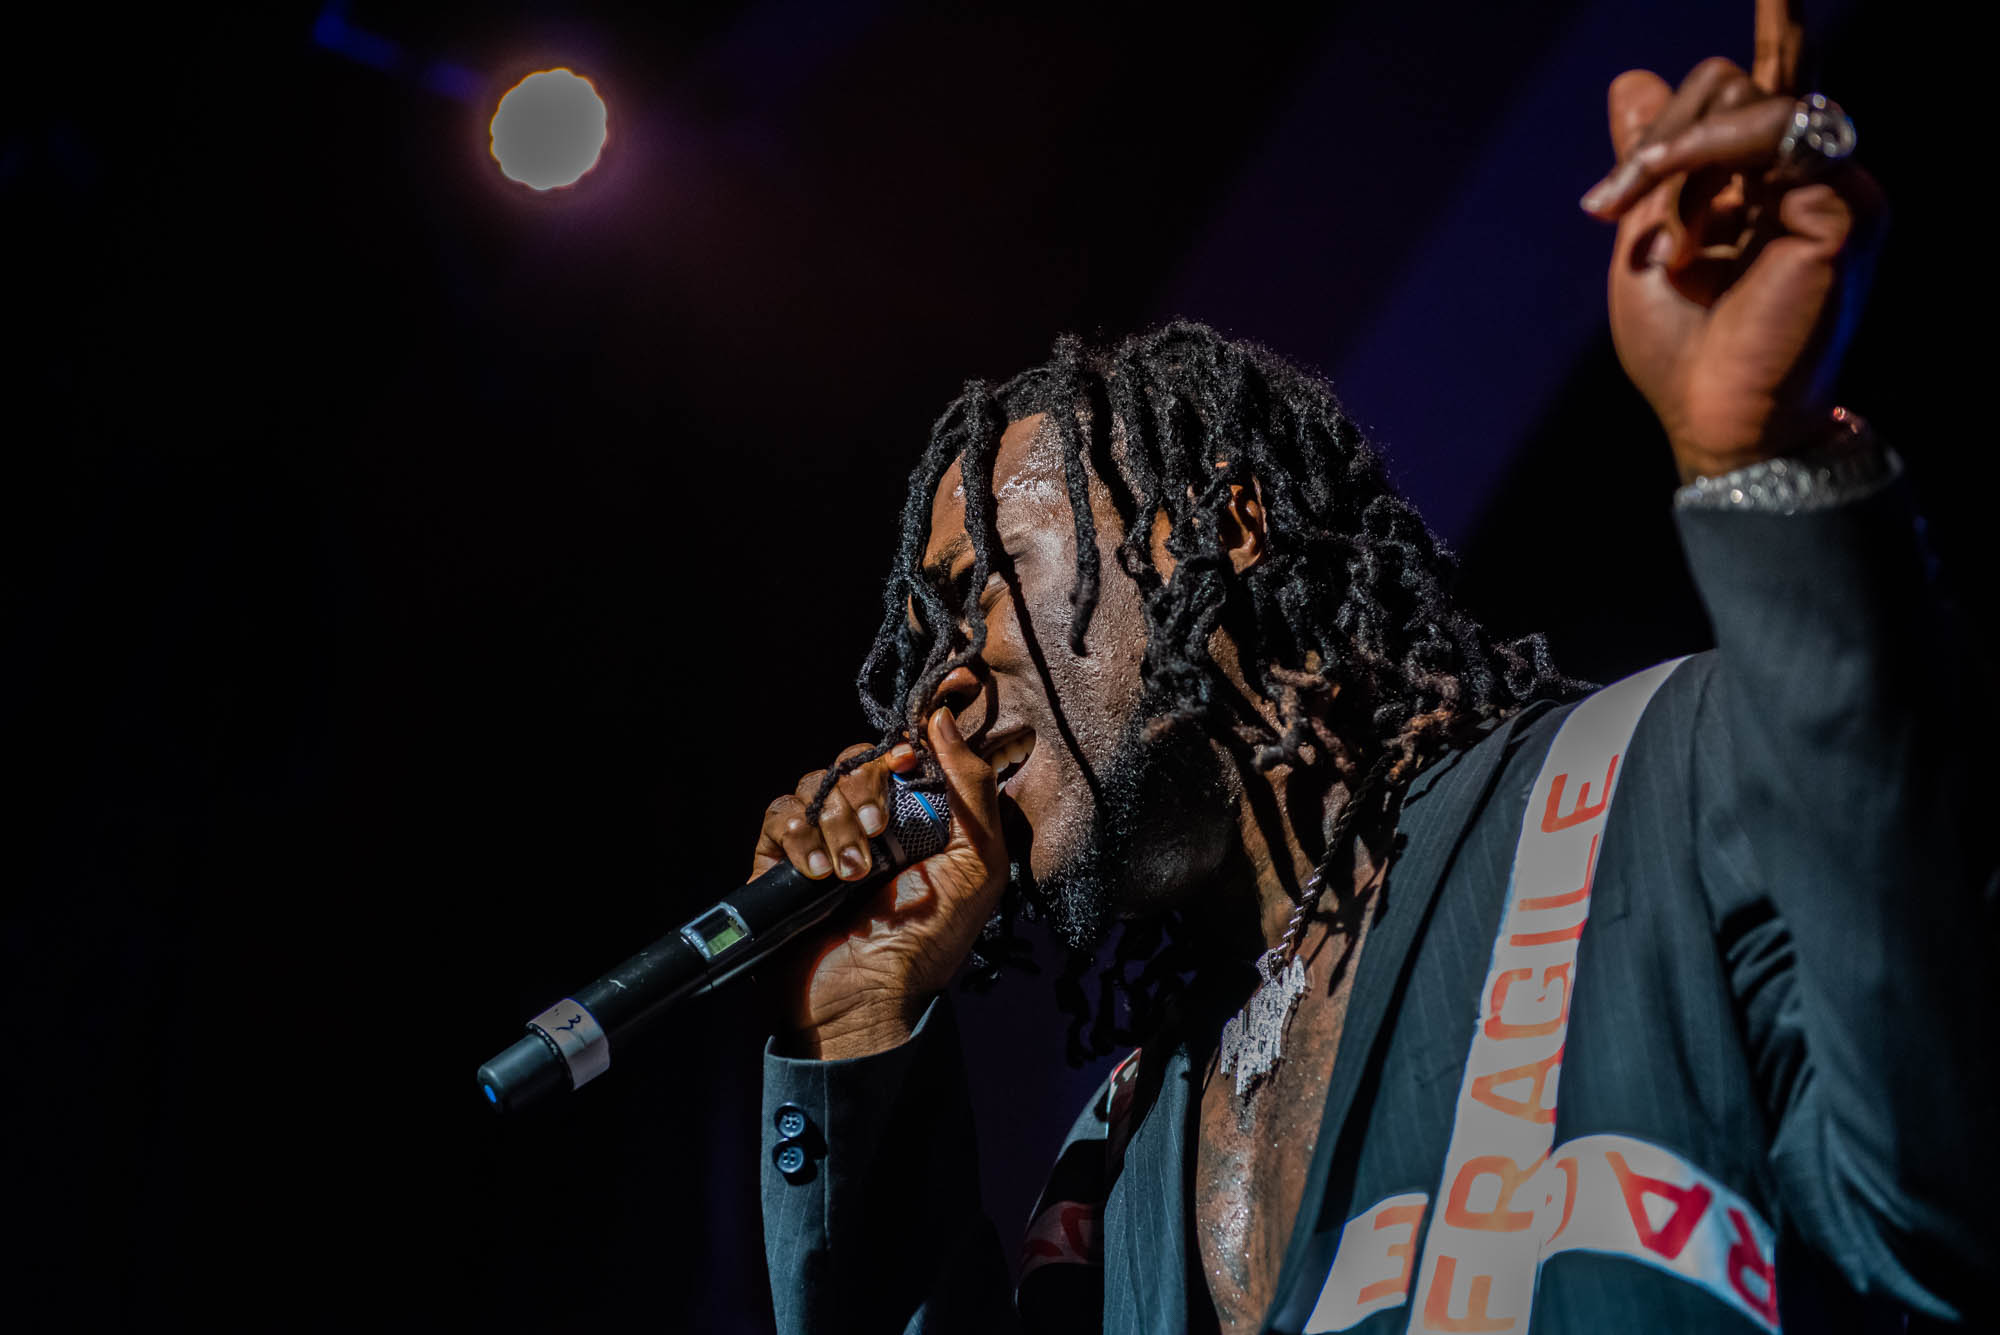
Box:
[982,729,1037,789]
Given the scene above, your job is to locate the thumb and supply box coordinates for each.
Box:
[927,707,1001,854]
[1607,69,1672,159]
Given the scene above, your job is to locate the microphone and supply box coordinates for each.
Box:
[477,774,950,1113]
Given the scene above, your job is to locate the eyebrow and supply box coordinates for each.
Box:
[921,533,973,585]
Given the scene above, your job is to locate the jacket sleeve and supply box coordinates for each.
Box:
[1678,469,1999,1321]
[760,992,1021,1335]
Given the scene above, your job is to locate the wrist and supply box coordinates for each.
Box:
[1670,407,1868,485]
[779,994,929,1061]
[1671,443,1766,487]
[1674,408,1898,514]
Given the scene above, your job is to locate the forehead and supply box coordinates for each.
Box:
[922,411,1065,566]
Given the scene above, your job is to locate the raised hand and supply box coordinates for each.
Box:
[1580,0,1884,481]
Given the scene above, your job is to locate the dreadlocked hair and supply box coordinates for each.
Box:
[808,320,1587,1062]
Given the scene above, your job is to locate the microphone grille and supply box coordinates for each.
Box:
[888,779,951,864]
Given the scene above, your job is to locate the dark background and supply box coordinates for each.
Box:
[7,2,1986,1330]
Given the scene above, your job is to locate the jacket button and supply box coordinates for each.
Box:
[774,1103,811,1140]
[773,1139,809,1181]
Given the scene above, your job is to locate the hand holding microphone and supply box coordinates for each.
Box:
[477,707,1008,1110]
[755,708,1010,1062]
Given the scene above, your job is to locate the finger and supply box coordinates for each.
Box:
[835,752,892,840]
[873,710,1007,923]
[880,708,1002,918]
[1607,69,1672,159]
[826,738,922,841]
[1772,176,1866,255]
[1653,67,1769,265]
[761,794,833,880]
[813,778,873,881]
[1752,0,1804,96]
[1588,95,1793,221]
[1638,56,1752,155]
[1583,58,1754,215]
[1709,66,1767,115]
[927,707,1000,855]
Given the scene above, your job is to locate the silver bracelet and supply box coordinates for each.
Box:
[1674,409,1900,515]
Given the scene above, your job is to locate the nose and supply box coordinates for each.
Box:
[928,664,993,740]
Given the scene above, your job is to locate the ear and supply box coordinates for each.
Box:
[1216,480,1266,575]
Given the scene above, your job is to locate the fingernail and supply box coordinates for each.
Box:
[931,708,961,744]
[889,743,916,765]
[808,850,832,877]
[1579,179,1613,212]
[859,803,885,835]
[839,846,867,878]
[1647,229,1676,267]
[893,867,928,908]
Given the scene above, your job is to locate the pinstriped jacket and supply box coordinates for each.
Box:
[760,482,1997,1333]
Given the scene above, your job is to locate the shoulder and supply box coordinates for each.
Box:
[1400,653,1723,829]
[1511,653,1723,755]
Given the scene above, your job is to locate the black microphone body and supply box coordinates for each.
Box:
[477,775,949,1113]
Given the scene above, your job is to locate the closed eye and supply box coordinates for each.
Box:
[930,556,1011,619]
[905,567,978,638]
[939,565,977,612]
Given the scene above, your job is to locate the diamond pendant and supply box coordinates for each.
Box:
[1217,948,1309,1097]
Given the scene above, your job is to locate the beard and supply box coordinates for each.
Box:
[1008,701,1232,954]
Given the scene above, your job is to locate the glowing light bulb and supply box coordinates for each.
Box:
[489,69,608,191]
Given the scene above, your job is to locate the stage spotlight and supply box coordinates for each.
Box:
[489,69,607,191]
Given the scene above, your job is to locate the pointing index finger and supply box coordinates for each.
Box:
[1752,0,1804,95]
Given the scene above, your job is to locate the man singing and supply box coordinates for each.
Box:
[747,7,1993,1331]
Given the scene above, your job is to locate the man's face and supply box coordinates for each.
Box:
[919,413,1233,949]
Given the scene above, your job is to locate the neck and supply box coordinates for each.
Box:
[1253,761,1379,953]
[1182,636,1386,972]
[1178,750,1383,974]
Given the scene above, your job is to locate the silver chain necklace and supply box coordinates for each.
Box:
[1216,760,1392,1098]
[1216,865,1327,1097]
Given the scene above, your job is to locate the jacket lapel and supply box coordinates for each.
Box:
[1265,703,1551,1331]
[1101,1043,1194,1335]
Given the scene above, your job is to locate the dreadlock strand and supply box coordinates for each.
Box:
[1049,336,1105,655]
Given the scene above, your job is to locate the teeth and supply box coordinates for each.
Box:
[990,734,1036,775]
